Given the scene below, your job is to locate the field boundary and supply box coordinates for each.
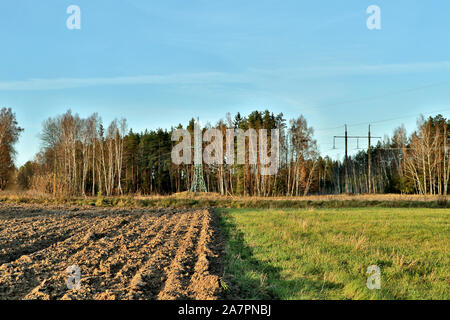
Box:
[0,193,448,209]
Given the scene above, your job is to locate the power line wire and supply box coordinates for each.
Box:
[346,107,450,128]
[311,80,450,112]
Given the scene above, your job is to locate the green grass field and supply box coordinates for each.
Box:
[219,208,449,300]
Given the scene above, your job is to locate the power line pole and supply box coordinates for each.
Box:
[334,125,381,194]
[368,125,372,193]
[345,125,348,193]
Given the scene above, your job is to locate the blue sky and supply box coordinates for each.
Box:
[1,0,450,166]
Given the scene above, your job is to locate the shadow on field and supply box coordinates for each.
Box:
[219,211,340,300]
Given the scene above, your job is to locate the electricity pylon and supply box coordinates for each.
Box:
[190,164,207,193]
[190,119,207,193]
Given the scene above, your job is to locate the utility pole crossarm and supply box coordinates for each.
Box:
[334,136,381,139]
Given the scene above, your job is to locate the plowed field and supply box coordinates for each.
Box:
[0,205,223,300]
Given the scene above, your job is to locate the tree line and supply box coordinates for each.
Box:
[1,108,448,196]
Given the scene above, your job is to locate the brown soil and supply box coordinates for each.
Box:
[0,204,224,300]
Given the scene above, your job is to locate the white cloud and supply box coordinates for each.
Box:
[250,61,450,79]
[1,61,449,91]
[0,72,247,91]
